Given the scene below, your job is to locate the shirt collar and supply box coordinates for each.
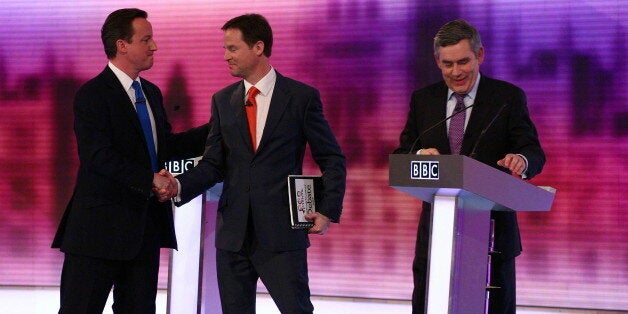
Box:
[244,67,277,96]
[108,61,140,91]
[447,73,481,101]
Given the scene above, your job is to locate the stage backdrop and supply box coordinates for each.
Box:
[0,0,626,311]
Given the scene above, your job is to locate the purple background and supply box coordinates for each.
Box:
[0,0,625,310]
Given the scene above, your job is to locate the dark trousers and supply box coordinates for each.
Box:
[58,214,161,314]
[216,220,313,314]
[412,205,516,314]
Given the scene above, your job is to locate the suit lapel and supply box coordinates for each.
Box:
[461,75,493,155]
[229,82,254,152]
[142,79,171,152]
[102,67,160,161]
[426,83,451,154]
[101,67,145,140]
[257,74,290,153]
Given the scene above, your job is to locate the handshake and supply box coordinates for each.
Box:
[152,170,179,202]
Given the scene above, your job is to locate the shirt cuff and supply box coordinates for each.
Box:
[173,178,182,203]
[517,153,529,179]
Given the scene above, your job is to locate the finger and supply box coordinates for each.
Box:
[508,160,522,175]
[503,156,513,168]
[496,158,505,167]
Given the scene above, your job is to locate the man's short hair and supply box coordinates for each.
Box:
[101,8,147,59]
[222,14,273,57]
[433,19,482,56]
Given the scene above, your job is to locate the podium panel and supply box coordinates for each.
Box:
[389,154,555,314]
[165,158,222,314]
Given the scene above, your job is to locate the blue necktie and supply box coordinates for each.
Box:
[132,80,158,172]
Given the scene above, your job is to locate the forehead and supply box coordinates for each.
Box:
[437,39,475,61]
[224,28,244,43]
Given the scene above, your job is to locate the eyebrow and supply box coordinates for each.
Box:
[442,57,470,64]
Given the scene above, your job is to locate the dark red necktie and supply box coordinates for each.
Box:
[245,86,260,152]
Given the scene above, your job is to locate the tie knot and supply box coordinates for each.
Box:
[248,86,260,97]
[132,80,145,103]
[454,93,466,103]
[246,86,260,106]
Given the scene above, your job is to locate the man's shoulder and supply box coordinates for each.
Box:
[412,80,447,98]
[80,67,109,86]
[139,76,160,90]
[276,73,317,92]
[215,80,242,96]
[75,69,114,99]
[480,75,522,92]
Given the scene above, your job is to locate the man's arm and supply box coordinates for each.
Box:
[393,90,421,154]
[303,88,346,224]
[502,88,545,178]
[159,95,225,205]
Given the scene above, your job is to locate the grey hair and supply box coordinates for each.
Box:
[433,19,482,56]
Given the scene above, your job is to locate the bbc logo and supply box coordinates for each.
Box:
[410,161,439,180]
[164,158,198,175]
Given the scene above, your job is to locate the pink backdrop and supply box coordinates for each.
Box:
[0,0,626,311]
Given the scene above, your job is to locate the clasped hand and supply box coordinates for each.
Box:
[152,170,178,202]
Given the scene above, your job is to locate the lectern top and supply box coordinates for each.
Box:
[389,154,555,212]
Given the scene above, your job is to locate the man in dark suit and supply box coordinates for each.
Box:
[156,13,346,314]
[393,19,545,314]
[51,8,209,313]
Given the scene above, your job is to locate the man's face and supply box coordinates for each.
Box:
[223,28,263,80]
[435,39,484,94]
[121,18,157,74]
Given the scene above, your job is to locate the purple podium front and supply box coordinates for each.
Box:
[389,155,555,314]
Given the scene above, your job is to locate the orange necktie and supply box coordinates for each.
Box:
[245,86,260,152]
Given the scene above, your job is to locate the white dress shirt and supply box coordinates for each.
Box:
[243,67,277,148]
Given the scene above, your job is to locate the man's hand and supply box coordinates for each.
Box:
[418,148,440,155]
[152,170,178,202]
[153,172,169,189]
[305,212,331,235]
[497,153,526,177]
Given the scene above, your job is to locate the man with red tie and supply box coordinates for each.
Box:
[158,14,346,314]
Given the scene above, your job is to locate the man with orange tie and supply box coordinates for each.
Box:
[157,14,346,314]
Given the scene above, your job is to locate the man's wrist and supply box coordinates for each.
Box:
[517,153,529,178]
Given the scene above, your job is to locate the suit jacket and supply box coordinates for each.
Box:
[52,66,209,260]
[175,72,346,253]
[394,74,545,258]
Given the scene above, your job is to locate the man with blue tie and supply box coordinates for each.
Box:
[394,19,545,314]
[51,8,209,313]
[157,14,346,314]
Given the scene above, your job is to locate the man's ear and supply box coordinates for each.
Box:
[433,53,440,67]
[254,40,264,56]
[116,39,127,54]
[476,46,485,65]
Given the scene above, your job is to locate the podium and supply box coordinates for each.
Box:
[389,155,555,314]
[165,158,222,314]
